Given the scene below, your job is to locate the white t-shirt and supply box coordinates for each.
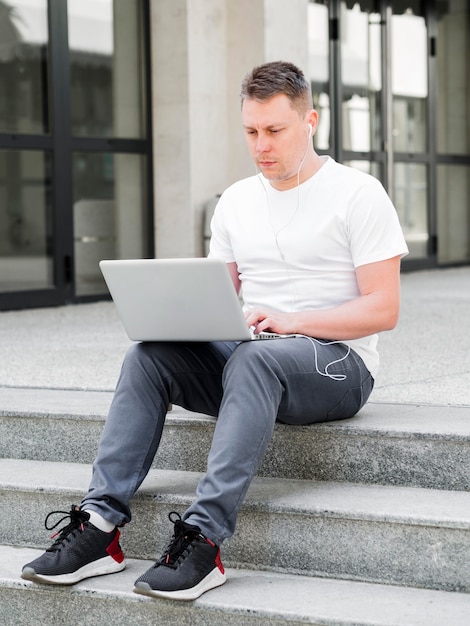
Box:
[209,156,409,378]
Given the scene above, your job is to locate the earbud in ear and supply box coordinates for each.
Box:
[307,123,313,137]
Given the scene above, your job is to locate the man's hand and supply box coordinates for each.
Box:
[243,255,403,341]
[245,308,297,335]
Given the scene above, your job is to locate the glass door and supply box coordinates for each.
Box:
[308,1,331,153]
[0,0,152,310]
[67,0,151,296]
[389,1,430,262]
[0,0,58,305]
[339,0,383,180]
[331,0,432,266]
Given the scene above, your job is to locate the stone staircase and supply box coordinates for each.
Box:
[1,385,469,625]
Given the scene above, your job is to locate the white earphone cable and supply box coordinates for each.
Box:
[254,127,348,381]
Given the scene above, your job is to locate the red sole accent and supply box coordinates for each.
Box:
[215,549,225,575]
[106,530,125,564]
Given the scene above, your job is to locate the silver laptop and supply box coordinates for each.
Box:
[99,258,292,342]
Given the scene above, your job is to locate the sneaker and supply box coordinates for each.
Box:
[21,505,125,585]
[133,511,226,600]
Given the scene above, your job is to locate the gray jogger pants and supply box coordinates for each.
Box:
[81,337,373,545]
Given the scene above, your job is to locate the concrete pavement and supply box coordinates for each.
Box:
[0,266,469,407]
[1,266,469,626]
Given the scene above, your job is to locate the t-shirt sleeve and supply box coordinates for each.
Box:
[207,195,237,263]
[347,178,409,268]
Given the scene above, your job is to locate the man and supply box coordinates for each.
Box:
[22,61,408,600]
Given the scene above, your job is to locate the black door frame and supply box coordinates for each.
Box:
[327,0,465,272]
[0,0,153,311]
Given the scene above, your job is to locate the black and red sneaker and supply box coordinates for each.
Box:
[21,505,125,585]
[133,511,226,600]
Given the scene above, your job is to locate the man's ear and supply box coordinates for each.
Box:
[307,109,319,135]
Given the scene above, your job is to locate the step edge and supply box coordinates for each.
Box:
[1,459,470,529]
[1,545,470,626]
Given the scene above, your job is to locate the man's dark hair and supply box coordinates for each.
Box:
[240,61,312,114]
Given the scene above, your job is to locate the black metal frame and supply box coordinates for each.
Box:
[2,0,469,310]
[322,0,470,272]
[0,0,153,310]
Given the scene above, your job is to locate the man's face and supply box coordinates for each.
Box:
[242,94,312,190]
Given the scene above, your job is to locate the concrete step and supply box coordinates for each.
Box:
[1,386,470,490]
[2,545,470,626]
[1,458,469,593]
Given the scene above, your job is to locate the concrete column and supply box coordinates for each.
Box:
[150,0,229,258]
[186,0,228,254]
[150,0,192,257]
[150,0,311,258]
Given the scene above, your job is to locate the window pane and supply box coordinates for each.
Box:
[0,149,53,291]
[391,7,427,153]
[394,162,428,259]
[0,0,49,134]
[68,0,146,138]
[73,152,147,296]
[308,1,330,151]
[437,165,470,264]
[340,2,382,153]
[344,160,382,181]
[436,2,470,155]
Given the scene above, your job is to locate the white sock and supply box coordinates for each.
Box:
[85,509,116,533]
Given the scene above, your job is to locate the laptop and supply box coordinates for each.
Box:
[99,258,294,342]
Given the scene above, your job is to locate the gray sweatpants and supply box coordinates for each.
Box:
[81,338,373,545]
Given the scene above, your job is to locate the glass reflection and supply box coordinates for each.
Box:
[72,152,146,295]
[308,1,330,151]
[394,162,428,259]
[344,160,382,180]
[0,0,49,134]
[340,2,382,153]
[67,0,146,138]
[0,149,53,291]
[391,8,427,153]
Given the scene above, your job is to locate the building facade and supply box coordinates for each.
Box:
[0,0,468,310]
